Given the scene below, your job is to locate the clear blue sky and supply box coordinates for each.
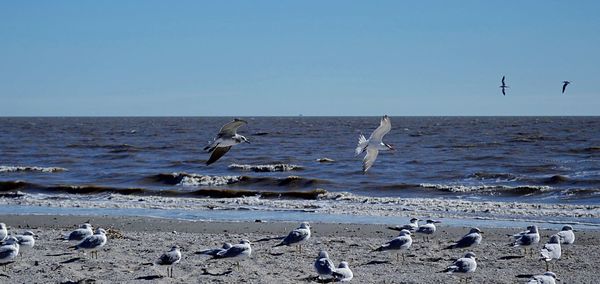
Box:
[1,1,599,116]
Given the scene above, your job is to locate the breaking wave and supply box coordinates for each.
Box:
[0,166,67,173]
[228,163,304,172]
[148,173,329,188]
[418,183,551,195]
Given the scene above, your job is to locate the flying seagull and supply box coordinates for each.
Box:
[500,76,509,96]
[204,118,250,165]
[562,81,570,94]
[355,115,394,173]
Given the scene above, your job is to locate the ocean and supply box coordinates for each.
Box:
[1,116,599,205]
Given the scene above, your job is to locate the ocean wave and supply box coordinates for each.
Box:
[150,173,243,186]
[0,166,67,173]
[0,180,326,200]
[228,163,304,172]
[418,183,551,194]
[469,172,517,180]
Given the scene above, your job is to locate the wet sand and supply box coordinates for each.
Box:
[0,215,597,283]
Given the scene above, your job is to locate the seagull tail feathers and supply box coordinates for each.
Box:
[355,135,368,156]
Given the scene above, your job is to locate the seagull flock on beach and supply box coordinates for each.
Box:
[0,220,578,283]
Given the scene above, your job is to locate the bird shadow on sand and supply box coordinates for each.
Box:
[0,273,10,278]
[362,260,391,265]
[515,274,535,279]
[498,255,525,260]
[134,275,164,280]
[46,252,75,257]
[60,257,82,264]
[200,268,233,276]
[298,275,336,283]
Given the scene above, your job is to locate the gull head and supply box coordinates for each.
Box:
[4,236,19,245]
[170,245,181,251]
[398,229,412,236]
[409,218,420,223]
[81,223,92,229]
[469,227,483,234]
[464,252,476,259]
[338,261,349,268]
[299,222,310,229]
[240,239,251,245]
[544,272,558,280]
[548,234,561,244]
[95,228,107,235]
[527,225,538,233]
[426,219,441,224]
[561,225,573,231]
[317,250,329,259]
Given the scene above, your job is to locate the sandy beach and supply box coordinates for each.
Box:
[0,214,597,283]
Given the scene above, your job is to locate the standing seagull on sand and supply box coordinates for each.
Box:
[71,228,107,259]
[562,81,570,94]
[556,225,575,258]
[314,250,335,282]
[356,115,394,173]
[65,223,93,242]
[373,229,412,262]
[416,219,442,242]
[540,235,561,271]
[212,239,252,268]
[389,218,420,232]
[500,76,509,96]
[274,222,311,253]
[157,245,182,278]
[511,225,540,256]
[527,271,559,284]
[332,261,353,282]
[0,237,19,272]
[204,118,250,165]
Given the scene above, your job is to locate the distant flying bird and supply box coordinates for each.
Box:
[356,115,394,173]
[562,81,570,94]
[500,76,509,96]
[157,245,182,278]
[204,119,250,165]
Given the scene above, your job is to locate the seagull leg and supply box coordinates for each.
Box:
[545,261,549,271]
[402,252,406,262]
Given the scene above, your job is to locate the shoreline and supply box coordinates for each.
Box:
[0,214,597,283]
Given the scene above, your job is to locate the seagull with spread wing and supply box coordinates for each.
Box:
[204,118,250,165]
[562,81,570,94]
[355,115,394,173]
[500,76,509,96]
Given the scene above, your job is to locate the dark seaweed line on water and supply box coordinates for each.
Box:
[147,173,329,188]
[0,181,327,200]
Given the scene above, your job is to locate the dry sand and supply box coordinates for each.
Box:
[0,214,597,283]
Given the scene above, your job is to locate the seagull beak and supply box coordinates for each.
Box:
[434,221,442,224]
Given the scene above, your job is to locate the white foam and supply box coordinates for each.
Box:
[0,166,67,173]
[228,164,303,172]
[177,174,242,186]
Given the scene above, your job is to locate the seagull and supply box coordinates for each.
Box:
[212,239,252,268]
[556,225,575,258]
[0,223,7,242]
[204,118,250,165]
[416,219,441,242]
[332,261,353,282]
[444,228,483,250]
[71,228,107,259]
[314,250,335,282]
[65,223,93,242]
[198,242,232,257]
[0,236,19,272]
[500,76,509,96]
[388,218,420,233]
[540,235,561,271]
[157,245,182,278]
[373,229,412,262]
[561,81,570,94]
[511,225,540,256]
[274,222,311,253]
[527,271,559,284]
[443,252,477,284]
[355,115,394,173]
[15,231,36,256]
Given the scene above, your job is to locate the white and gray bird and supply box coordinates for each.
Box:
[0,223,7,242]
[416,219,441,242]
[443,252,477,284]
[355,115,394,173]
[561,81,570,94]
[540,235,561,271]
[65,223,93,242]
[15,231,36,254]
[0,236,19,271]
[511,225,540,256]
[445,228,483,250]
[527,271,559,284]
[157,245,182,278]
[374,229,412,262]
[274,222,311,253]
[332,261,353,282]
[389,218,420,233]
[72,228,107,259]
[314,250,335,281]
[212,239,252,268]
[557,225,575,258]
[198,242,232,257]
[204,118,250,165]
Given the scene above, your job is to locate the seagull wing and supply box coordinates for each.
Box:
[206,146,232,165]
[216,244,247,258]
[368,115,391,143]
[502,88,506,96]
[362,147,379,173]
[158,251,180,265]
[502,76,505,85]
[562,82,567,94]
[218,119,248,137]
[453,233,478,248]
[280,229,308,245]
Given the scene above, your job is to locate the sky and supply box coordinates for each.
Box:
[1,1,599,116]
